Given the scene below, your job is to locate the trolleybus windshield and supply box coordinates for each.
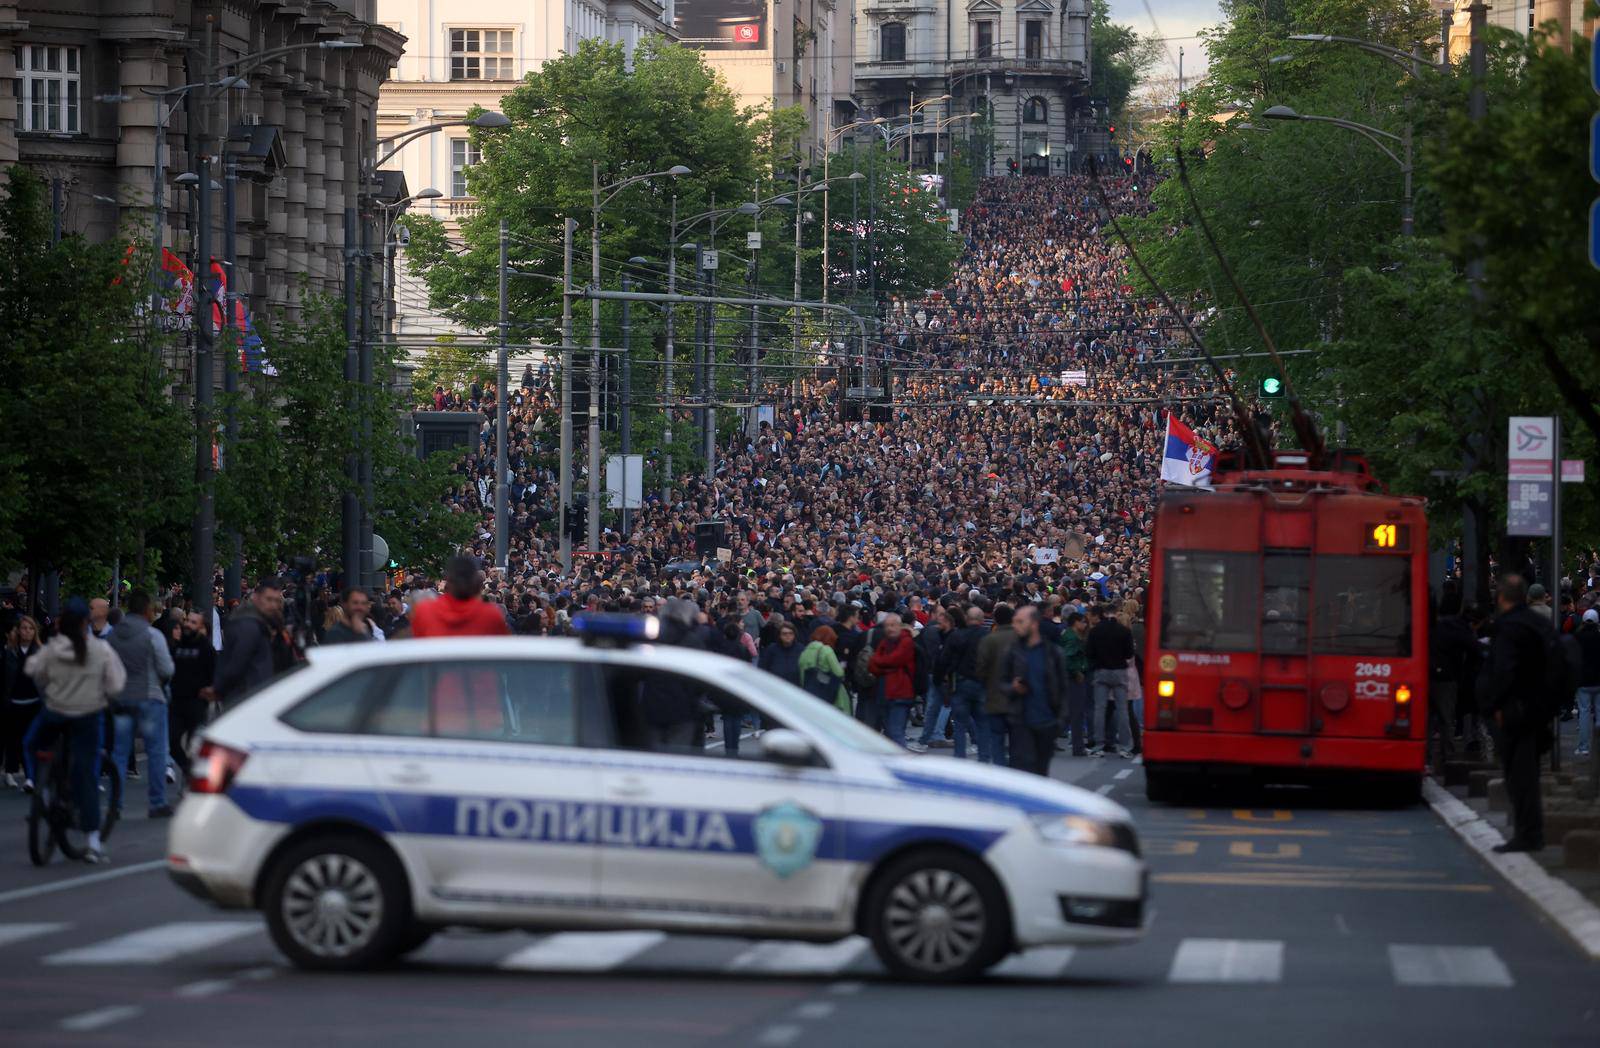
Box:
[1162,550,1412,657]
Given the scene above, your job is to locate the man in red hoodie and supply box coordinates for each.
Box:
[868,613,918,747]
[410,555,511,638]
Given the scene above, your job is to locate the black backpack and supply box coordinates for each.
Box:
[851,628,880,692]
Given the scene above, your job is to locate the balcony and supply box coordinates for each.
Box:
[946,55,1087,80]
[447,199,480,218]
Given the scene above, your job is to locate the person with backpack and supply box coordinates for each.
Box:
[798,625,851,714]
[1485,574,1551,853]
[848,611,884,732]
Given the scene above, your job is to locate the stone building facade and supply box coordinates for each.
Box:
[0,0,404,327]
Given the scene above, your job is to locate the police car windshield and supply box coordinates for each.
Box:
[727,667,903,756]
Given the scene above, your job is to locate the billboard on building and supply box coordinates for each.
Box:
[675,0,768,49]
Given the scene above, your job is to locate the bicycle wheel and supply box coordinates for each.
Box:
[49,766,88,861]
[27,779,55,866]
[99,752,122,841]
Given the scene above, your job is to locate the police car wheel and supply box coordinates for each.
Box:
[865,850,1008,981]
[263,835,409,971]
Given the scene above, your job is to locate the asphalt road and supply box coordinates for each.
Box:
[1,753,1595,1048]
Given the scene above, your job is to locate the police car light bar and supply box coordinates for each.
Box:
[572,613,660,646]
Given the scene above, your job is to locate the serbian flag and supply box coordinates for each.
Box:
[1160,414,1216,487]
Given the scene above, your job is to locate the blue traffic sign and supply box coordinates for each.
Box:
[1594,114,1600,183]
[1594,29,1599,94]
[1592,198,1600,271]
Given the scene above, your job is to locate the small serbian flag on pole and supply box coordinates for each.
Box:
[1161,414,1216,487]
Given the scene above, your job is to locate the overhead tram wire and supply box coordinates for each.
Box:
[1084,156,1272,469]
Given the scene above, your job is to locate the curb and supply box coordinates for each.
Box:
[1423,779,1600,961]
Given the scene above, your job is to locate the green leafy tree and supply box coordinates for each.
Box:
[409,335,495,406]
[0,167,191,597]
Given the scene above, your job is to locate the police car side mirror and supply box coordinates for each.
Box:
[759,729,817,767]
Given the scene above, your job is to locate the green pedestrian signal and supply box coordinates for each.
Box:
[1261,376,1284,398]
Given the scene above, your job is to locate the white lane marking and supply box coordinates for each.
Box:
[1168,938,1284,983]
[793,1001,836,1020]
[0,859,165,906]
[729,937,871,975]
[175,978,234,998]
[758,1024,803,1046]
[1096,784,1116,795]
[237,965,279,981]
[991,946,1077,979]
[60,1005,142,1032]
[45,921,260,966]
[1334,914,1351,937]
[1388,945,1514,988]
[0,922,68,947]
[829,980,864,995]
[499,931,667,972]
[1114,769,1134,780]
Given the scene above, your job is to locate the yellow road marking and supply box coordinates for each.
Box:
[1229,841,1302,859]
[1144,839,1200,856]
[1232,810,1293,822]
[1152,872,1492,892]
[1178,825,1331,838]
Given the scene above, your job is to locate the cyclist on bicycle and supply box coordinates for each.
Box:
[24,598,126,863]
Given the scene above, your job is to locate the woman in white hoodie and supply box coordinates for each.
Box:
[25,599,126,863]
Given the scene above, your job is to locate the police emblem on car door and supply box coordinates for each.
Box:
[754,802,823,879]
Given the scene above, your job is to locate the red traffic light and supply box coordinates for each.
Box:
[1108,124,1116,135]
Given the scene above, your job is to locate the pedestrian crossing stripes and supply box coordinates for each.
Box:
[43,921,260,966]
[1167,939,1284,983]
[1387,945,1515,988]
[0,921,1521,986]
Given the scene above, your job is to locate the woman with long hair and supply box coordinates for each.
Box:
[25,599,126,863]
[2,615,42,789]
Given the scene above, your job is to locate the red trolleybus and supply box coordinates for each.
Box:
[1141,450,1430,803]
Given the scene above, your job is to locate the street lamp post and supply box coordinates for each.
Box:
[587,162,689,552]
[1260,105,1411,236]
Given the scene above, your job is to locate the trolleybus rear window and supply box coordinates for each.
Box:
[1161,551,1258,652]
[1311,556,1412,657]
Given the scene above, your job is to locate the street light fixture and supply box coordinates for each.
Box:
[1260,104,1410,234]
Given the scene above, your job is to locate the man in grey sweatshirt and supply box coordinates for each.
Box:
[107,589,176,817]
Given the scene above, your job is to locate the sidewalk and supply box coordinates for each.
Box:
[1429,719,1600,958]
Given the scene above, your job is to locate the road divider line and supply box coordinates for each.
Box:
[757,1024,803,1046]
[175,978,235,998]
[60,1005,142,1032]
[0,859,165,905]
[1114,769,1134,780]
[793,1001,836,1020]
[1168,938,1283,983]
[1423,779,1600,961]
[1388,944,1514,988]
[991,946,1076,979]
[730,937,870,974]
[828,980,863,995]
[0,922,68,947]
[1096,784,1115,795]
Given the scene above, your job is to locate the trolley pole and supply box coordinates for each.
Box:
[495,219,509,569]
[559,218,575,574]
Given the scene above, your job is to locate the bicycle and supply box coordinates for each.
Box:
[28,728,121,866]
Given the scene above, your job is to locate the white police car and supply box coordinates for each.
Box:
[169,616,1147,980]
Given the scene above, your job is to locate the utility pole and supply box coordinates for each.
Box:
[358,189,375,589]
[340,204,360,590]
[192,16,217,613]
[620,271,633,535]
[663,197,677,502]
[588,163,603,554]
[1462,0,1488,606]
[222,153,241,603]
[792,150,803,375]
[559,218,575,574]
[495,218,509,569]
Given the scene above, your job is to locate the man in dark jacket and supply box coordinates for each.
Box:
[168,609,216,777]
[1486,575,1549,853]
[913,608,955,752]
[940,605,989,761]
[639,597,707,749]
[1059,611,1093,755]
[1086,605,1136,757]
[758,622,805,687]
[324,588,377,644]
[975,604,1018,767]
[1429,584,1480,764]
[216,579,285,705]
[1005,605,1068,775]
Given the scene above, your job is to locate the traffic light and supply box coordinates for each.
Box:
[1107,123,1116,137]
[1260,375,1284,399]
[1007,158,1018,175]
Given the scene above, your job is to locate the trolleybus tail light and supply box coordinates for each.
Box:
[1157,679,1176,698]
[1395,684,1412,705]
[1387,684,1413,736]
[189,741,249,795]
[1156,679,1177,727]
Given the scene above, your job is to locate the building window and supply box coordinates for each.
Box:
[1023,96,1048,123]
[14,45,81,133]
[450,29,514,81]
[880,23,906,63]
[974,21,994,58]
[1024,20,1043,59]
[450,138,481,198]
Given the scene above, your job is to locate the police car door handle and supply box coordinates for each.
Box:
[610,777,650,798]
[389,763,432,785]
